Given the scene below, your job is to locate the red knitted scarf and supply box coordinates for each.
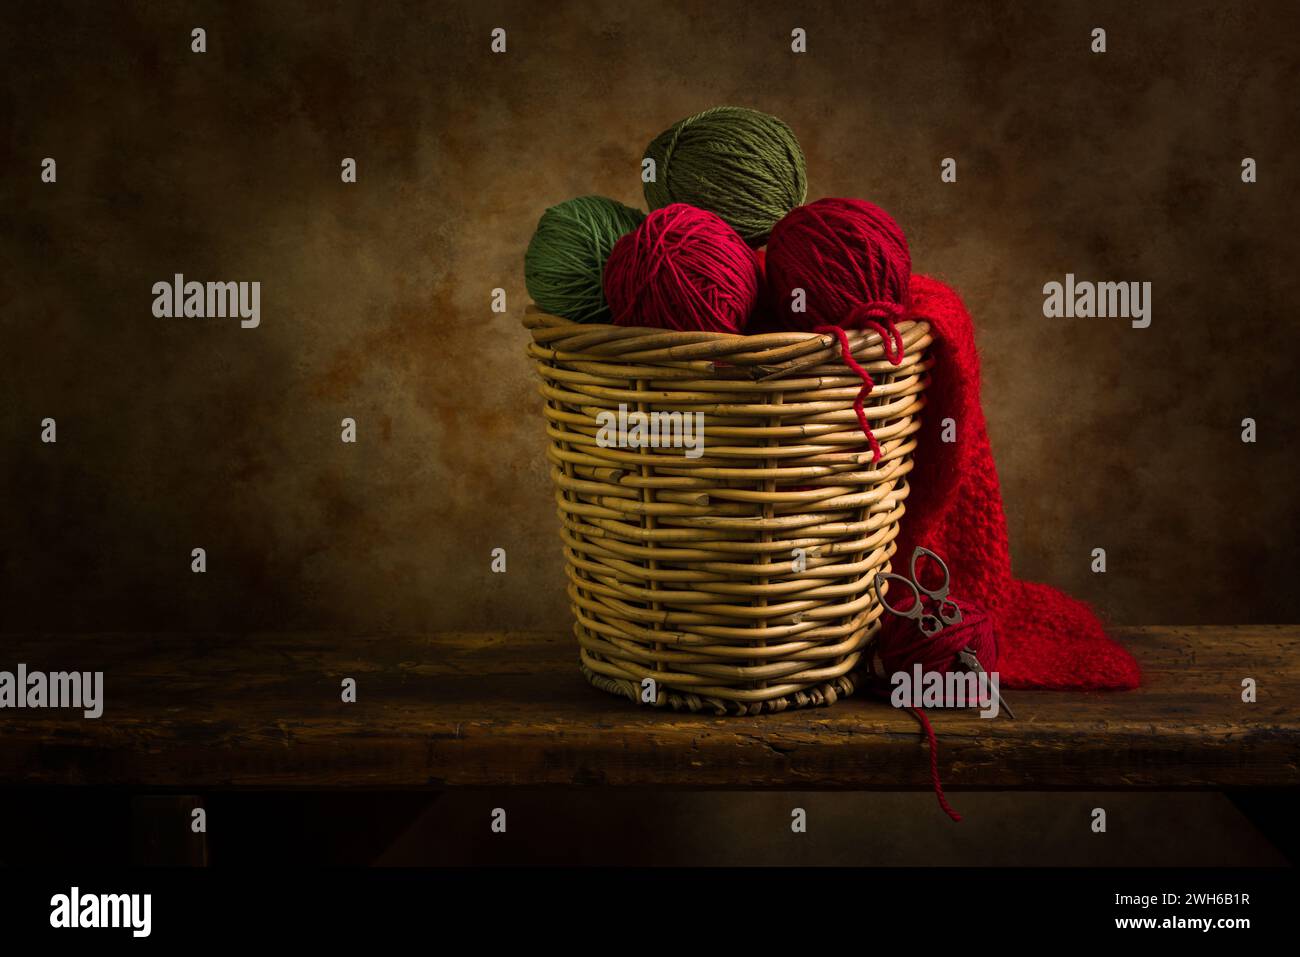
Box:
[888,275,1140,690]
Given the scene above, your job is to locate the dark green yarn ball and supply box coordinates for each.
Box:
[643,106,808,247]
[524,195,646,323]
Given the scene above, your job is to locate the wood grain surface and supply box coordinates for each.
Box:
[1,626,1296,789]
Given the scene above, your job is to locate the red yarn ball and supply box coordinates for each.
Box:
[876,601,999,684]
[764,197,912,331]
[603,203,760,333]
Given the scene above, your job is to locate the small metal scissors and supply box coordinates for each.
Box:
[873,546,962,637]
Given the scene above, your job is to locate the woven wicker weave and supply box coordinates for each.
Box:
[525,306,932,714]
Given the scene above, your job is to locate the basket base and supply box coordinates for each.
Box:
[579,662,870,716]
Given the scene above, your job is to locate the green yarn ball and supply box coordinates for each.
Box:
[524,195,646,323]
[643,106,808,247]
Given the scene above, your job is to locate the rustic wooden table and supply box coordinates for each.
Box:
[2,625,1297,789]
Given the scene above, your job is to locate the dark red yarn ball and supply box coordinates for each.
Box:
[876,601,999,683]
[603,203,760,333]
[764,197,912,330]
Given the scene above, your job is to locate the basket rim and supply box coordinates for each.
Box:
[524,303,930,343]
[524,304,932,373]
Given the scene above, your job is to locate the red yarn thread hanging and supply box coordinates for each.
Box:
[765,198,913,462]
[603,203,760,333]
[875,599,1000,823]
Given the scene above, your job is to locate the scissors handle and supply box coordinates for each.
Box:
[911,547,952,600]
[937,597,962,626]
[873,573,922,621]
[876,551,963,639]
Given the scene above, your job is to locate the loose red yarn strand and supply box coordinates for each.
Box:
[812,303,906,465]
[910,707,962,823]
[813,324,881,462]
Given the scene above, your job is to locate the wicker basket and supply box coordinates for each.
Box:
[525,307,932,714]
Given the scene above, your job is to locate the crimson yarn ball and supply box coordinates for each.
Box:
[603,203,760,333]
[764,197,912,331]
[876,602,999,687]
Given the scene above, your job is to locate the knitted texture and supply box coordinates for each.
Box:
[643,106,807,247]
[891,275,1142,690]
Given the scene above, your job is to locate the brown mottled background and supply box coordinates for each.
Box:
[2,0,1299,870]
[2,0,1298,633]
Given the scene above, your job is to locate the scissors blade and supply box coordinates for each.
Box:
[957,647,1015,719]
[992,689,1016,720]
